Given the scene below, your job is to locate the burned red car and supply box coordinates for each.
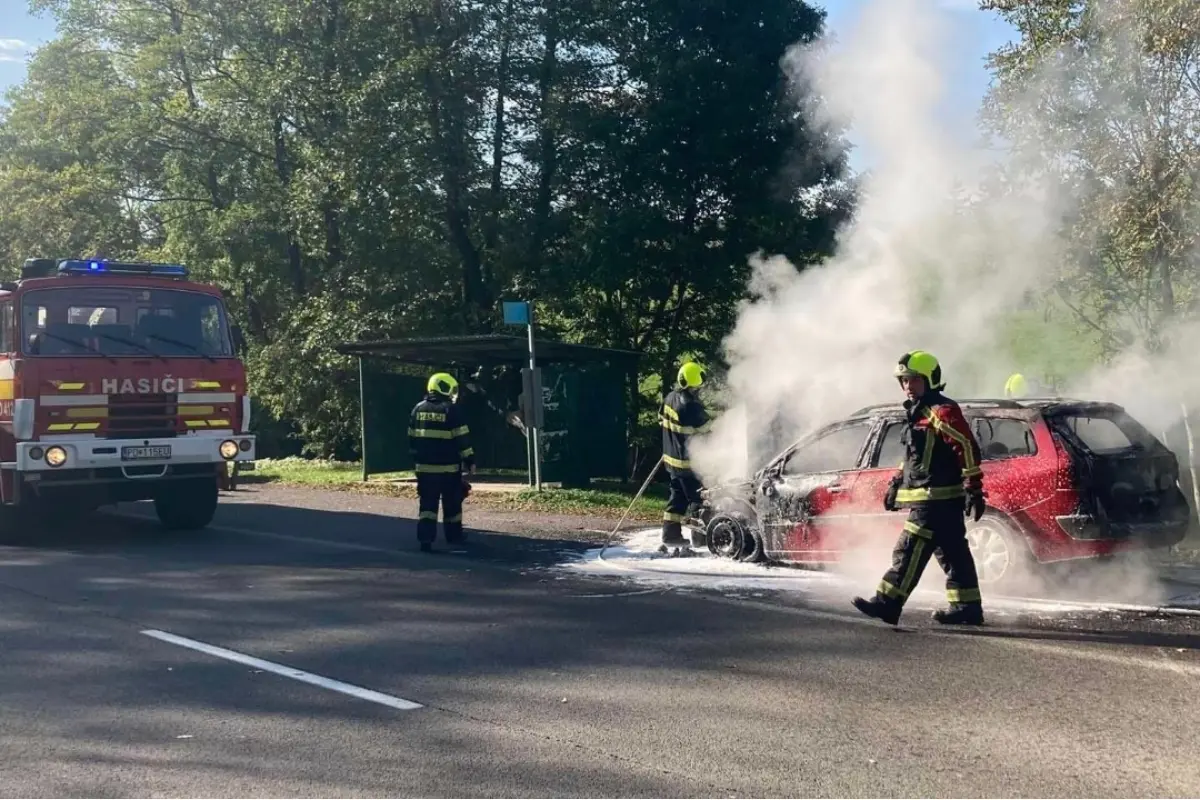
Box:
[695,398,1194,586]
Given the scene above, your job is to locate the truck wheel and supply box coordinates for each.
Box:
[155,479,218,531]
[0,505,20,542]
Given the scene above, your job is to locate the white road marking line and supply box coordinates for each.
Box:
[141,629,423,711]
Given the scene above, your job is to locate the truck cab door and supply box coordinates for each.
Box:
[758,419,875,561]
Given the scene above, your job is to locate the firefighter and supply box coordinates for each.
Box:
[659,361,712,555]
[852,350,987,626]
[1004,372,1029,399]
[408,372,476,552]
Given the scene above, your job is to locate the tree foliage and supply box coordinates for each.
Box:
[982,0,1200,356]
[0,0,851,459]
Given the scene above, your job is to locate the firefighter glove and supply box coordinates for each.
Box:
[883,474,901,512]
[964,483,985,522]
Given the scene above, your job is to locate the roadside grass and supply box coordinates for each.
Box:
[243,457,668,519]
[501,487,667,517]
[249,458,411,484]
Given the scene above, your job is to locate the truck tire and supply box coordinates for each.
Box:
[155,479,218,531]
[0,505,20,543]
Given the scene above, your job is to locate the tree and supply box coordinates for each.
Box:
[1,0,851,463]
[982,0,1200,353]
[982,0,1200,521]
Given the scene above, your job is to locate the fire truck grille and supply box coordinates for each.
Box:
[105,393,178,439]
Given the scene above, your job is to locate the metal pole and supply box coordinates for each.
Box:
[357,356,368,483]
[528,304,542,492]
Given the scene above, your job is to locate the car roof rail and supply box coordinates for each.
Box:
[959,398,1027,409]
[850,395,1088,417]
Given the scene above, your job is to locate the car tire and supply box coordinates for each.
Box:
[966,511,1032,588]
[705,512,750,560]
[737,527,766,563]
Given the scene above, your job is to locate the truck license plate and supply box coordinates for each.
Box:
[121,445,171,461]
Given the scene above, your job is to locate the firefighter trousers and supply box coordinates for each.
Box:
[416,472,465,545]
[874,499,982,609]
[663,470,702,544]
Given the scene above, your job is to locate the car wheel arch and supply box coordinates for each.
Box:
[966,508,1037,586]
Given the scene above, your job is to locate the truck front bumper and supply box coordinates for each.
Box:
[12,434,256,473]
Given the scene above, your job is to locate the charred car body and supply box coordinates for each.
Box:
[693,398,1193,586]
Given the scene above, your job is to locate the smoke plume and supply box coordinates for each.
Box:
[687,0,1200,603]
[692,0,1068,482]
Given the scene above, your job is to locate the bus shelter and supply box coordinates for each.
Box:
[334,334,641,488]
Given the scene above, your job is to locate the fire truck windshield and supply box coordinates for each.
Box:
[21,286,234,358]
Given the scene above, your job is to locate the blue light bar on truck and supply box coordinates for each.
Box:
[57,259,189,278]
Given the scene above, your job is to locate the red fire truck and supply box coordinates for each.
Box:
[0,257,256,530]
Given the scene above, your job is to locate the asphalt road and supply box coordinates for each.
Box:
[1,485,1199,798]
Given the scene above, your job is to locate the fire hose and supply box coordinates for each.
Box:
[598,455,664,559]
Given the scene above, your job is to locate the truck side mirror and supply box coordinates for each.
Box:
[231,325,247,356]
[27,334,40,355]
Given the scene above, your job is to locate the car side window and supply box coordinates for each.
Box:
[874,421,906,468]
[783,422,871,476]
[974,417,1038,459]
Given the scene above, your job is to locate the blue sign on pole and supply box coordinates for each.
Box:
[502,301,531,325]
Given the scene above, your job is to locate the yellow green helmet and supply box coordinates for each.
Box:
[1004,373,1028,398]
[427,372,459,398]
[894,350,944,391]
[678,361,706,389]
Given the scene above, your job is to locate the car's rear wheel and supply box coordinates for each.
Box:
[966,512,1031,587]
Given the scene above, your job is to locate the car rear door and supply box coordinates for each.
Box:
[759,419,875,561]
[855,411,1046,534]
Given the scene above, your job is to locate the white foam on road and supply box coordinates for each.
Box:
[142,629,424,711]
[558,529,1200,617]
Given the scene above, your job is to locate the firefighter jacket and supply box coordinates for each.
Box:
[894,391,982,506]
[408,393,475,474]
[659,388,711,475]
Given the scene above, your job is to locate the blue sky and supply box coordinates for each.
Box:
[0,0,55,96]
[0,0,1017,169]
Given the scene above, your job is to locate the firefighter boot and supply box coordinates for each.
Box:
[932,604,984,625]
[852,595,901,626]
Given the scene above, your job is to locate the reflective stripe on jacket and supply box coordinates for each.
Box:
[896,391,982,505]
[408,393,475,473]
[659,388,711,474]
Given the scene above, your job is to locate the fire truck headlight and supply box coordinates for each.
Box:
[29,446,44,461]
[45,446,68,468]
[219,440,239,460]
